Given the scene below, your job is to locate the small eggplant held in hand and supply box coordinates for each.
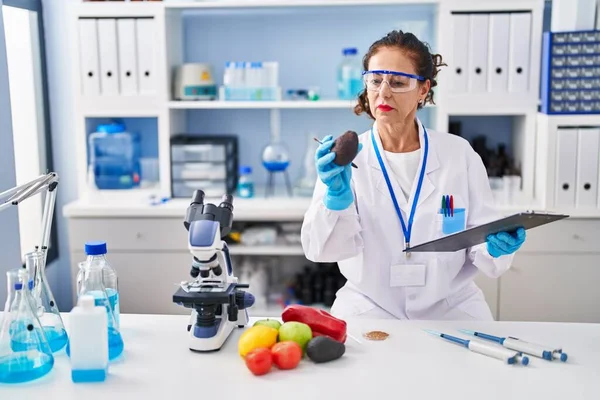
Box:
[314,130,359,168]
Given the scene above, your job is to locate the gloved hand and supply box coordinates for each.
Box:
[486,228,526,258]
[315,135,363,211]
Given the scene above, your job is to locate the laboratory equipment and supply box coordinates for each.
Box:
[173,63,217,101]
[337,48,363,100]
[0,269,54,384]
[24,250,68,353]
[69,295,109,383]
[84,241,120,328]
[424,329,529,365]
[71,259,124,361]
[294,134,320,197]
[262,141,292,197]
[172,190,255,352]
[89,122,141,190]
[221,61,281,101]
[459,330,568,362]
[237,166,254,198]
[170,134,238,198]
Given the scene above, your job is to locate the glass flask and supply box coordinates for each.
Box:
[24,250,68,353]
[294,133,319,197]
[85,241,120,328]
[67,260,124,361]
[261,141,290,172]
[0,269,54,384]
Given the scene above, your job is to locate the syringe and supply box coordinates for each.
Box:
[459,329,567,362]
[424,329,529,365]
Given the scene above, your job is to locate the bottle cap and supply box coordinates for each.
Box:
[343,48,358,56]
[239,166,252,175]
[97,122,126,134]
[79,295,95,310]
[85,241,107,255]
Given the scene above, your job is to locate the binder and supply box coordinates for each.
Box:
[97,19,120,95]
[508,12,532,93]
[575,128,600,208]
[135,18,155,95]
[450,13,469,92]
[117,19,138,95]
[77,19,100,96]
[555,128,578,208]
[488,13,510,93]
[467,13,489,92]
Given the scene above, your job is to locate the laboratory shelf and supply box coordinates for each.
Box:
[167,100,357,109]
[164,0,438,10]
[228,245,305,256]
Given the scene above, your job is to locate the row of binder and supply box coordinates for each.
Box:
[78,18,155,96]
[555,128,600,209]
[449,12,531,94]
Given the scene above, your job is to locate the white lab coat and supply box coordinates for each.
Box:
[301,118,514,321]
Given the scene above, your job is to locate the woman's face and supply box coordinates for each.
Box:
[366,46,430,123]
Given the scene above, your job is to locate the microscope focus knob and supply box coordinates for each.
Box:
[236,291,255,310]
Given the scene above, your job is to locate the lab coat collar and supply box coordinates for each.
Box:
[367,117,440,213]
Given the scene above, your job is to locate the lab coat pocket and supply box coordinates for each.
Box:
[438,208,466,235]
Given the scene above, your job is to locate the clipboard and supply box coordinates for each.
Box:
[404,211,569,253]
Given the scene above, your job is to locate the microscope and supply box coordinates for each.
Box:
[173,190,255,352]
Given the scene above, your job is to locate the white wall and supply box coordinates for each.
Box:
[0,1,23,304]
[42,0,79,309]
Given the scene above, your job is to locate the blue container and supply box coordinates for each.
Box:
[89,122,141,190]
[237,166,254,198]
[337,48,363,100]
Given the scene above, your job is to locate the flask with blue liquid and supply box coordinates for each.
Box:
[337,47,363,100]
[89,122,141,190]
[83,241,120,328]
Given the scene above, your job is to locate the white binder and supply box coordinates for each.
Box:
[555,128,578,208]
[77,19,100,96]
[117,19,138,95]
[508,12,531,93]
[450,13,469,92]
[135,18,155,95]
[97,19,120,95]
[575,128,600,208]
[487,13,510,93]
[467,13,489,92]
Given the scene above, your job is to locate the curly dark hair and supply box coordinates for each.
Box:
[354,30,446,119]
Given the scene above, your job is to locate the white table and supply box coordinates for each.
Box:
[2,314,599,399]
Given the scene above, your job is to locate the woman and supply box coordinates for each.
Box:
[301,30,526,321]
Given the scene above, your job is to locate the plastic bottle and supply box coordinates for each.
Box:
[89,122,141,190]
[84,241,120,328]
[69,295,109,383]
[337,47,363,100]
[237,166,255,198]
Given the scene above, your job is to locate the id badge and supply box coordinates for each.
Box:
[390,264,426,287]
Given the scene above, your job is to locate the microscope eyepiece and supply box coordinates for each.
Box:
[191,190,205,206]
[219,194,233,212]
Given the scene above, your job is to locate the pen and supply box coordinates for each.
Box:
[313,137,358,168]
[459,330,567,362]
[424,329,529,365]
[450,195,454,217]
[445,195,450,217]
[441,196,447,217]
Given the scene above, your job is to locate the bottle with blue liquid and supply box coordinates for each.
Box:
[237,166,254,198]
[89,122,141,190]
[83,241,120,328]
[337,47,363,100]
[68,259,124,361]
[0,269,54,384]
[25,250,68,353]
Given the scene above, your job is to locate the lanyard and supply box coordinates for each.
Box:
[371,123,429,254]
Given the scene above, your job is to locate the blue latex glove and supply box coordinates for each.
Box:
[486,228,526,258]
[315,135,363,211]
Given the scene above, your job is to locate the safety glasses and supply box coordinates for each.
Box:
[362,70,425,93]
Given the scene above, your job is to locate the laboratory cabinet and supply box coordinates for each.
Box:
[66,215,600,322]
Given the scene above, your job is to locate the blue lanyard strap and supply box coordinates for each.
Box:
[370,124,429,248]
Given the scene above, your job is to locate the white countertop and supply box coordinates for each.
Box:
[3,314,599,399]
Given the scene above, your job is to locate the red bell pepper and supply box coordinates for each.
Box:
[282,305,347,343]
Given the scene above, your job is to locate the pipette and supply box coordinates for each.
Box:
[424,329,529,365]
[459,329,568,362]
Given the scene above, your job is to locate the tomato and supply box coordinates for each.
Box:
[245,348,273,376]
[271,341,302,370]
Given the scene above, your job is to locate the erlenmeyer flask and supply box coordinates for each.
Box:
[294,132,319,197]
[67,261,123,361]
[0,269,54,383]
[25,250,68,353]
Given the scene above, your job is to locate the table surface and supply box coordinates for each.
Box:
[2,314,599,399]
